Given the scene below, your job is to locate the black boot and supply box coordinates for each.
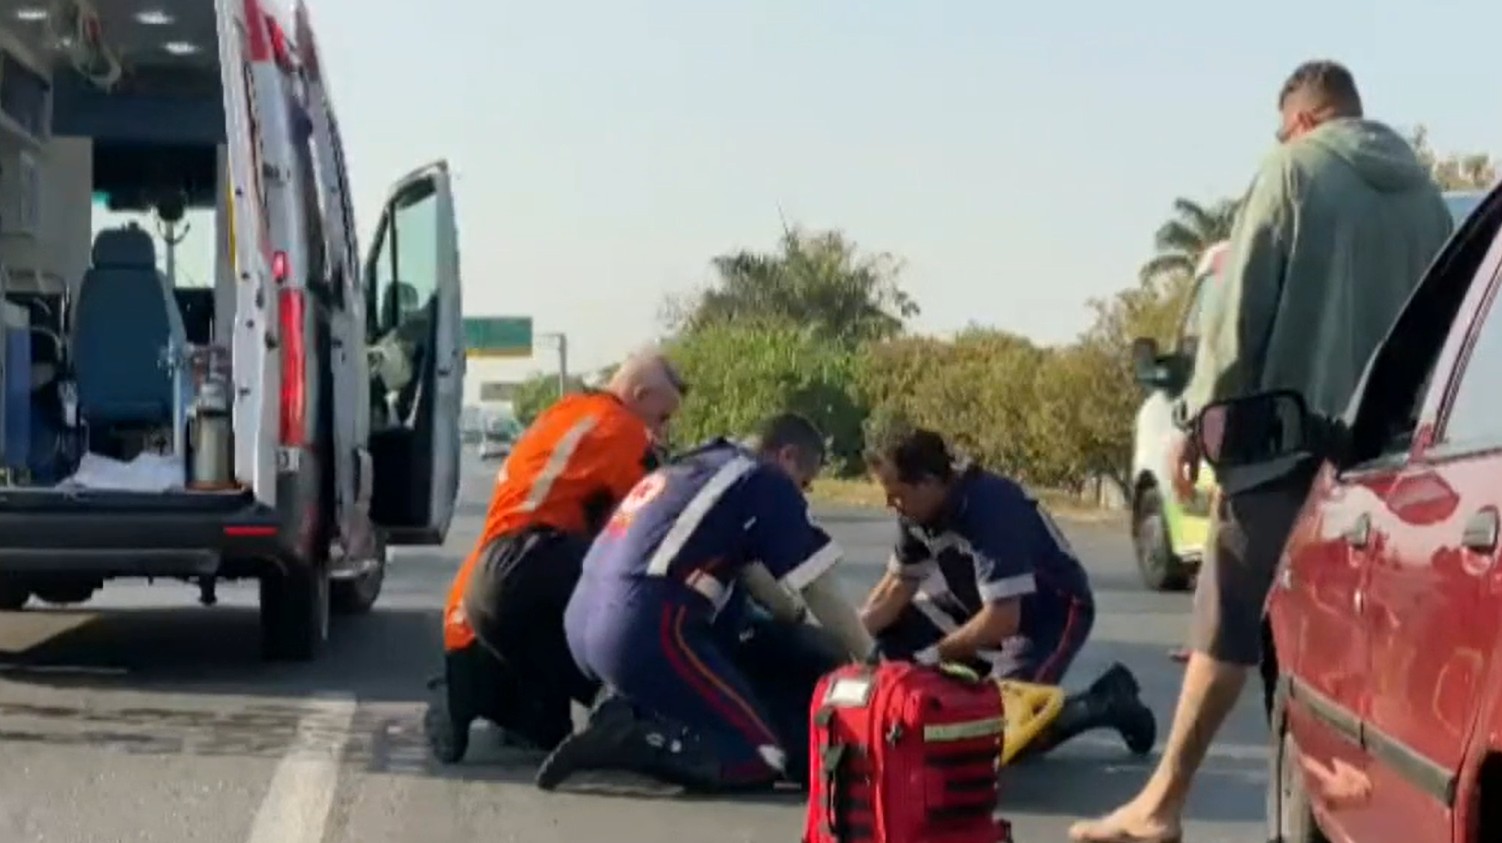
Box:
[423,674,471,764]
[1023,662,1156,759]
[535,696,721,792]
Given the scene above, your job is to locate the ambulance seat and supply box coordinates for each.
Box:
[71,226,189,429]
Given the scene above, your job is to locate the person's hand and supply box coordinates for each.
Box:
[913,646,941,666]
[1169,428,1201,501]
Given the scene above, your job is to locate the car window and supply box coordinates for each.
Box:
[1446,192,1485,226]
[1344,191,1502,467]
[1438,285,1502,451]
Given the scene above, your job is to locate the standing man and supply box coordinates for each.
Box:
[1072,61,1452,843]
[425,349,686,763]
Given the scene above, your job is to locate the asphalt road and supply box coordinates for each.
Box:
[0,457,1270,843]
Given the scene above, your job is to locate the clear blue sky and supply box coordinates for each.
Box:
[304,0,1502,380]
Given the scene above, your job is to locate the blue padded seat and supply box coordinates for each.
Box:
[71,225,188,429]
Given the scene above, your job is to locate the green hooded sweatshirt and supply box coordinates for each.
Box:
[1177,117,1453,490]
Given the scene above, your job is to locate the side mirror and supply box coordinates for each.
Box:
[1194,390,1313,469]
[1131,336,1189,390]
[1130,337,1161,384]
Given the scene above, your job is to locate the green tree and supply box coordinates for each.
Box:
[858,329,1059,483]
[511,373,587,425]
[669,225,918,345]
[667,320,866,471]
[1138,197,1240,283]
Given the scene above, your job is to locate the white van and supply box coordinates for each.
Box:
[0,0,463,660]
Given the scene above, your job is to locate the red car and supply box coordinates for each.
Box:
[1192,186,1502,843]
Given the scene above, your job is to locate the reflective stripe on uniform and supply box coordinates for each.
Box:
[644,455,757,576]
[684,569,729,608]
[520,414,599,512]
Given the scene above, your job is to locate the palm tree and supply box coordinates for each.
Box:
[1138,197,1241,284]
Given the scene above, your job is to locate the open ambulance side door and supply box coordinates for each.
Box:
[364,161,464,545]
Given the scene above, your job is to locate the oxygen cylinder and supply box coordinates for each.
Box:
[190,375,233,488]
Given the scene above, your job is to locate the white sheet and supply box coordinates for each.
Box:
[59,452,185,493]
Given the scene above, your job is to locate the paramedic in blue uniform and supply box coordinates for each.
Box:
[535,413,877,792]
[860,424,1156,756]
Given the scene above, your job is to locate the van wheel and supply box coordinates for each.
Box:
[0,579,29,610]
[332,536,387,616]
[259,560,331,662]
[1132,487,1190,592]
[34,583,99,607]
[1271,730,1326,843]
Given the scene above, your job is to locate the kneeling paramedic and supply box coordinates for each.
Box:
[860,425,1155,758]
[426,351,684,762]
[535,414,877,792]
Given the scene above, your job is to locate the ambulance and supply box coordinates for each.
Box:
[0,0,463,660]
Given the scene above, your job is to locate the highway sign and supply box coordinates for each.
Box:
[464,316,533,357]
[479,381,521,402]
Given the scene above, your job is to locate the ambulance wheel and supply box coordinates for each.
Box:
[331,536,387,616]
[259,559,331,662]
[1270,730,1326,843]
[0,578,29,610]
[1132,487,1190,592]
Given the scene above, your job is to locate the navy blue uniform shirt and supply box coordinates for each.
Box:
[573,439,840,621]
[888,464,1093,632]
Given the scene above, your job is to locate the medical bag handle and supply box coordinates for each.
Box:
[813,706,849,841]
[860,648,985,685]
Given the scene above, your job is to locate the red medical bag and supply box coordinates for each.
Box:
[802,660,1012,843]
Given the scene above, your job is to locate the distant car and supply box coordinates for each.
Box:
[478,436,512,461]
[1127,242,1228,591]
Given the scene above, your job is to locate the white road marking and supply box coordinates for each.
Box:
[245,693,357,843]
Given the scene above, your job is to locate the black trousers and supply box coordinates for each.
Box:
[725,607,847,784]
[453,528,599,750]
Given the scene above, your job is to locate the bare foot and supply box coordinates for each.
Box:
[1068,806,1182,843]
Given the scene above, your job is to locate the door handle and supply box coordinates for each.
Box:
[1462,509,1499,553]
[1346,513,1371,549]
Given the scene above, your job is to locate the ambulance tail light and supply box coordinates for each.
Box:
[278,286,308,448]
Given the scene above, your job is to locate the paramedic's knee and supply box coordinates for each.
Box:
[715,733,786,789]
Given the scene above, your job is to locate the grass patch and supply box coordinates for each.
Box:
[810,477,1123,524]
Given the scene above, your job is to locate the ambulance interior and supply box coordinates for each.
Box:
[0,1,240,494]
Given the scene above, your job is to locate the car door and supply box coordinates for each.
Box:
[1272,460,1382,841]
[1359,263,1502,842]
[215,0,279,502]
[291,0,377,558]
[364,163,464,545]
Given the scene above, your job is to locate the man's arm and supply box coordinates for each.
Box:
[927,488,1040,664]
[860,569,918,634]
[1178,153,1297,423]
[746,470,874,660]
[932,599,1021,663]
[859,526,932,634]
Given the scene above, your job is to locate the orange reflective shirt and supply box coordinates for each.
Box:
[443,391,653,651]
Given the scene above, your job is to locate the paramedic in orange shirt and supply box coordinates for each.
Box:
[424,350,685,764]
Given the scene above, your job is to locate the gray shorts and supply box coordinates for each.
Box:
[1190,466,1315,666]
